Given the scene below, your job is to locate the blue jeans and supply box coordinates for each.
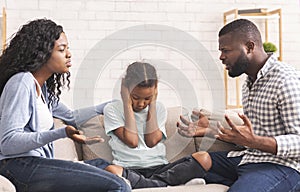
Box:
[205,151,300,192]
[0,157,130,192]
[124,155,206,189]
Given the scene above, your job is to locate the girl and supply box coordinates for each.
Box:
[104,62,209,189]
[0,19,130,192]
[105,61,168,170]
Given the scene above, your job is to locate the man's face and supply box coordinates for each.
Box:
[218,33,249,77]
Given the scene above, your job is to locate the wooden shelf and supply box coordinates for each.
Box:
[237,8,268,14]
[0,7,6,52]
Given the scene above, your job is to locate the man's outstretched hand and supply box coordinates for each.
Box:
[177,109,217,138]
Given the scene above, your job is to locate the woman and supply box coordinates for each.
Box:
[0,18,130,192]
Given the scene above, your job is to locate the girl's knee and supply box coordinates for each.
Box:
[192,151,212,171]
[105,165,124,177]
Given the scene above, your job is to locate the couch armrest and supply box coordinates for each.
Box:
[194,136,244,152]
[0,175,16,192]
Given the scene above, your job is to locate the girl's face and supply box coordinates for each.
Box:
[44,32,72,74]
[130,86,156,112]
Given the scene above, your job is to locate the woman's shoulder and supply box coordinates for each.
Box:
[1,72,35,100]
[8,72,34,84]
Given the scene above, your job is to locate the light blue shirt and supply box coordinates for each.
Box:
[0,72,108,160]
[104,100,168,168]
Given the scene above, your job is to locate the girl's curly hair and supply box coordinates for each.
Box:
[0,18,70,106]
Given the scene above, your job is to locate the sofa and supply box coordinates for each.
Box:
[0,106,243,192]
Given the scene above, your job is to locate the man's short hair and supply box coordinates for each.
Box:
[219,19,262,46]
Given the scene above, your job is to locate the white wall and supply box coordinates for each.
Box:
[2,0,300,112]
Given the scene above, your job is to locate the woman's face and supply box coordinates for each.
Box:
[130,86,156,112]
[44,32,72,74]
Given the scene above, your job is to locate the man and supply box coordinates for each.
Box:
[178,19,300,191]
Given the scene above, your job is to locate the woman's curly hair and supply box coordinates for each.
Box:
[0,18,70,106]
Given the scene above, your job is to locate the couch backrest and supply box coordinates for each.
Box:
[164,107,196,162]
[53,106,197,162]
[79,106,196,162]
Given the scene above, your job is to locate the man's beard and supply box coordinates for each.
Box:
[228,52,249,77]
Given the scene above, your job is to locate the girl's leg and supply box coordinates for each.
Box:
[0,157,130,192]
[148,152,209,186]
[204,151,241,186]
[105,164,167,189]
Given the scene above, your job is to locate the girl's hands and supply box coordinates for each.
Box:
[121,78,132,106]
[65,125,104,144]
[152,87,158,101]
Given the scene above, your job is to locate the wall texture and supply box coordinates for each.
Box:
[1,0,300,112]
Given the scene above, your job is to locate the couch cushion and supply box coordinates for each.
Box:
[80,115,114,162]
[194,137,244,152]
[53,118,81,161]
[0,175,16,192]
[164,106,196,162]
[132,184,229,192]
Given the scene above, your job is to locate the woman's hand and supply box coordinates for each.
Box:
[65,125,104,144]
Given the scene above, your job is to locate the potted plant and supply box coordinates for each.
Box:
[263,42,277,53]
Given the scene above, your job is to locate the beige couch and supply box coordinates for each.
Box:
[0,107,242,192]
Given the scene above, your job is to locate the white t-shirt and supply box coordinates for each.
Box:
[34,78,53,132]
[104,100,168,168]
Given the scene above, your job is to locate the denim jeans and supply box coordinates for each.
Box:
[124,155,206,189]
[205,151,300,192]
[0,157,130,192]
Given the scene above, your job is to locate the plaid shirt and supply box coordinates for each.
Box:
[228,55,300,172]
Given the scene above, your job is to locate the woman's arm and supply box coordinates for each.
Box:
[51,101,110,127]
[0,74,66,155]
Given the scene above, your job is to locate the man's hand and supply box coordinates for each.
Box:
[216,113,277,154]
[177,109,216,137]
[216,113,255,147]
[65,125,104,145]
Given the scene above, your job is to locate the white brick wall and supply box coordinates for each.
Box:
[1,0,300,112]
